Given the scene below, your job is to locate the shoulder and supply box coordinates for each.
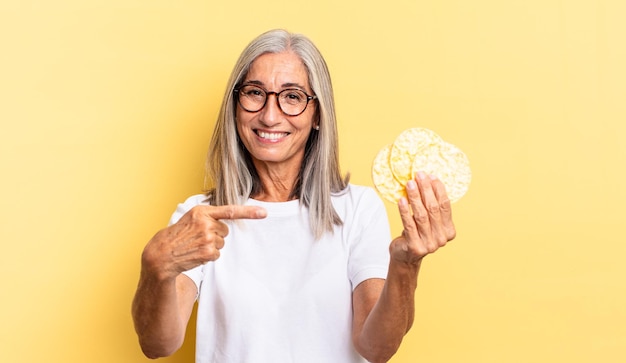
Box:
[331,184,387,220]
[332,184,384,207]
[181,194,210,207]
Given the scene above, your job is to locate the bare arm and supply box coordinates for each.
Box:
[131,204,267,358]
[132,272,197,358]
[353,172,456,363]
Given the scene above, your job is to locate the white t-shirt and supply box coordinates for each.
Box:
[169,184,391,363]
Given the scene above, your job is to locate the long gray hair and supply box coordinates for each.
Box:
[204,29,349,239]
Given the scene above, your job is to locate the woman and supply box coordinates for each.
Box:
[132,29,456,363]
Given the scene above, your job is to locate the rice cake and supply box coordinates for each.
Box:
[410,140,471,203]
[371,144,406,203]
[389,128,444,185]
[372,127,471,204]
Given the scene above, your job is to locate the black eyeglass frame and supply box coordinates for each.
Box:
[234,85,318,116]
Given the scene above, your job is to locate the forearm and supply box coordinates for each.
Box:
[131,271,190,358]
[356,260,421,363]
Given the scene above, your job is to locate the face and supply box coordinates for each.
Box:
[236,51,317,172]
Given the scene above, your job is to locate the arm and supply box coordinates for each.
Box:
[131,204,267,358]
[132,271,197,358]
[353,172,456,363]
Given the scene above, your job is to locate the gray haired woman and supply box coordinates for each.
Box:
[132,29,456,363]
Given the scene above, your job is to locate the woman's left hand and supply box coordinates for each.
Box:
[390,171,457,266]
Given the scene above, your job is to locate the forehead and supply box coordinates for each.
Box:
[245,51,309,86]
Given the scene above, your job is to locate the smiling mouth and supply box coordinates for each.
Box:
[256,130,289,141]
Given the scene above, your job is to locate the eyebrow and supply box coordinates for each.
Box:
[243,80,308,90]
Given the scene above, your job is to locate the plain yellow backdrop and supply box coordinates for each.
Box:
[1,1,625,362]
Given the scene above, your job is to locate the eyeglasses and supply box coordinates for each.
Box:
[234,84,317,116]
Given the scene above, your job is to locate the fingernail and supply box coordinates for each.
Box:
[256,208,267,218]
[417,171,427,180]
[429,174,438,180]
[406,180,417,190]
[398,197,408,207]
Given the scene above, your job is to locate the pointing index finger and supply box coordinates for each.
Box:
[204,205,267,220]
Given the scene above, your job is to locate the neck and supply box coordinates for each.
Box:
[251,161,300,202]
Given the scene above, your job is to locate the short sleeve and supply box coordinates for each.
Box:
[168,194,209,294]
[167,194,208,226]
[345,187,392,290]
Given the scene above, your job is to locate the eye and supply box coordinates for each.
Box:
[241,86,265,99]
[281,89,305,104]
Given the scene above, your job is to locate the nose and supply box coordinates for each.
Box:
[258,93,282,126]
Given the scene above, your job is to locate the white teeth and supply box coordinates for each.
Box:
[258,131,286,140]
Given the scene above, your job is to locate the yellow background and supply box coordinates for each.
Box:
[1,1,625,362]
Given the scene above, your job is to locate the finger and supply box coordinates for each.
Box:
[171,227,226,259]
[406,177,431,236]
[397,196,419,242]
[415,172,443,223]
[415,172,448,250]
[202,205,268,220]
[415,172,437,206]
[420,173,456,250]
[430,175,450,205]
[206,219,229,239]
[430,176,456,240]
[172,237,220,258]
[173,243,222,267]
[183,207,230,237]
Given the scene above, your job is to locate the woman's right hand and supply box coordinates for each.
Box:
[141,205,267,281]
